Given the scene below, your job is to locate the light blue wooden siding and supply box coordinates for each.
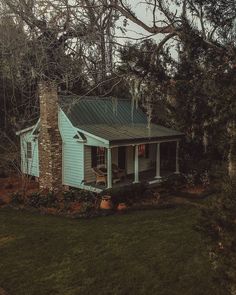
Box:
[84,133,108,147]
[20,131,39,177]
[59,110,84,187]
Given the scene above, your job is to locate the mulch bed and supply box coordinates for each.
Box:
[0,175,215,218]
[172,187,217,200]
[0,175,39,206]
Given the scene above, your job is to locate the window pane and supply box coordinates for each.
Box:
[97,147,106,166]
[27,142,32,159]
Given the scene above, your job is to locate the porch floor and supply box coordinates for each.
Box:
[84,169,174,192]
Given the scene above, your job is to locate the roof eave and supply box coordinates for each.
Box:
[110,134,184,147]
[15,125,35,136]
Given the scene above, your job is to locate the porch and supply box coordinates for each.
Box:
[84,168,175,192]
[82,141,180,193]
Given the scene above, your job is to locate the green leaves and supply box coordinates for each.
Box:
[198,180,236,294]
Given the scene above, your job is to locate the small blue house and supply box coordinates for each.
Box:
[17,91,183,193]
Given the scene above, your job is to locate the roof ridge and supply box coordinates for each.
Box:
[59,95,130,101]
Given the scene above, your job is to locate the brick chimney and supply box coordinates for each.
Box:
[38,81,62,192]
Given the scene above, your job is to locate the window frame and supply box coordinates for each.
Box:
[138,144,146,158]
[138,144,149,158]
[26,142,32,159]
[96,147,106,166]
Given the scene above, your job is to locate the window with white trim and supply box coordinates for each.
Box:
[97,147,106,166]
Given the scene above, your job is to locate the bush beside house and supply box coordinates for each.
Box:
[2,170,215,218]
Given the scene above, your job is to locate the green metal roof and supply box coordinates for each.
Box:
[59,96,183,144]
[60,96,147,125]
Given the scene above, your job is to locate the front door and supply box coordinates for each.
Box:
[118,146,126,169]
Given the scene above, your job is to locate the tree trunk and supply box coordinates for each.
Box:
[228,121,236,180]
[100,31,106,79]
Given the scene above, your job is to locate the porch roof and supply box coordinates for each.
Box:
[78,123,183,145]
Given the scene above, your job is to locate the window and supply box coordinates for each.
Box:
[26,142,32,159]
[138,144,149,158]
[138,144,146,157]
[96,147,106,166]
[91,147,107,167]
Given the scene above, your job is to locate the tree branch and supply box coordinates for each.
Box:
[109,0,175,35]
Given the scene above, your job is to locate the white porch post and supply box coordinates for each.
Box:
[175,141,180,174]
[107,147,112,188]
[134,145,139,183]
[155,143,161,179]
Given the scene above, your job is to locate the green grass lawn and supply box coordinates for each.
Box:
[0,207,222,295]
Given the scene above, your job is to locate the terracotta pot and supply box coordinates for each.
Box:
[117,203,127,211]
[100,195,113,210]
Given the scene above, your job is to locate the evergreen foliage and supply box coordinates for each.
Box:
[197,179,236,295]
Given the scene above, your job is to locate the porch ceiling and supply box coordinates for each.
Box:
[78,123,184,145]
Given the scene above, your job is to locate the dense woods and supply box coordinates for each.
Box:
[0,0,235,175]
[0,1,235,293]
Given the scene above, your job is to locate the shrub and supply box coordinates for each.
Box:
[184,172,196,187]
[0,168,7,178]
[208,162,226,181]
[5,183,13,189]
[11,192,24,206]
[197,179,236,295]
[79,200,95,214]
[62,189,99,214]
[162,174,187,190]
[27,192,41,208]
[63,189,97,203]
[38,192,58,208]
[181,157,216,187]
[182,169,210,187]
[103,182,148,205]
[27,192,58,208]
[63,190,77,203]
[200,170,210,187]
